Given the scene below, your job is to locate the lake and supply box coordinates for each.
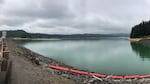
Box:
[17,37,150,75]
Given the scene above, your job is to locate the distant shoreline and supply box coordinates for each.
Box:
[12,37,129,41]
[128,38,142,42]
[13,38,62,41]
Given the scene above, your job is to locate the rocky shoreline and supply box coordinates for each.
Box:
[9,39,95,84]
[7,39,150,84]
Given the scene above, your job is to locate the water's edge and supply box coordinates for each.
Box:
[9,39,150,83]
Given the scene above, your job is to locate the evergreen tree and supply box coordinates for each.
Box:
[130,21,150,38]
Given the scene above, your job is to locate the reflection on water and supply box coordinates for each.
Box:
[131,42,150,60]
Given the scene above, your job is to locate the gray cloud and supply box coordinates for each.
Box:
[1,0,74,19]
[0,16,35,26]
[0,0,3,3]
[0,0,150,34]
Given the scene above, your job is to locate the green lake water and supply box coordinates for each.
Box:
[17,37,150,75]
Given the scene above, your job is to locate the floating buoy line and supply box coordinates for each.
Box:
[49,65,150,80]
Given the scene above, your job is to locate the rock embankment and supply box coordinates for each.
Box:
[6,39,75,84]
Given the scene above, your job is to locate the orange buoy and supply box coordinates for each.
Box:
[111,76,123,79]
[50,65,69,71]
[70,69,88,75]
[124,75,141,79]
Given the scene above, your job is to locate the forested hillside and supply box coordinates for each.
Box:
[0,30,129,39]
[130,21,150,38]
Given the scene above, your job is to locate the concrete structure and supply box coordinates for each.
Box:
[2,31,7,39]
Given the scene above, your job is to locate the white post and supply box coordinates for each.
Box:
[2,31,7,38]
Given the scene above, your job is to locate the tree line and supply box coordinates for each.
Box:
[130,21,150,38]
[0,30,129,39]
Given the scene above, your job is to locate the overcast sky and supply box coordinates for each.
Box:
[0,0,150,34]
